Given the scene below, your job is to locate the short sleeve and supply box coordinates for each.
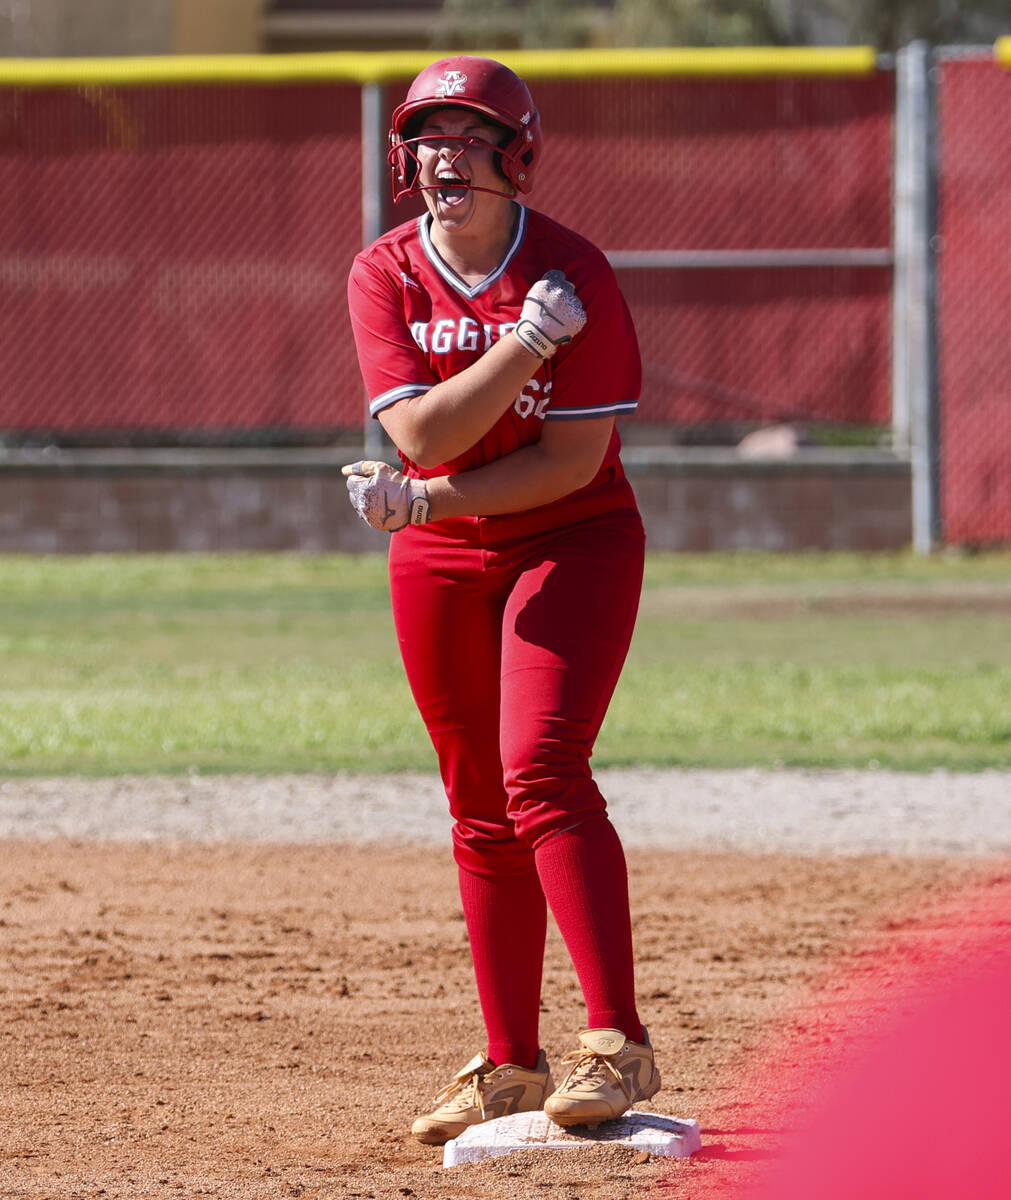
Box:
[347,255,437,417]
[544,252,641,421]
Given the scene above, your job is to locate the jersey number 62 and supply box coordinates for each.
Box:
[514,378,552,420]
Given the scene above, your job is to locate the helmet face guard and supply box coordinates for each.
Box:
[388,57,542,204]
[388,128,522,204]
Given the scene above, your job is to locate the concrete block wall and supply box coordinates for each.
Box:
[0,449,911,554]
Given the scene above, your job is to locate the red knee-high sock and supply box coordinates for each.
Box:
[534,818,644,1042]
[457,865,547,1070]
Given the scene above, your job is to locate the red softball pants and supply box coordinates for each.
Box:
[387,479,645,878]
[388,476,647,1059]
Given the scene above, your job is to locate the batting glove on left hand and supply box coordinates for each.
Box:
[341,461,431,532]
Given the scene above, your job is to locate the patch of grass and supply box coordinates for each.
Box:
[641,548,1011,589]
[604,656,1011,770]
[1,552,1010,775]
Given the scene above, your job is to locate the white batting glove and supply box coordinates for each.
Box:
[514,269,587,359]
[341,461,430,532]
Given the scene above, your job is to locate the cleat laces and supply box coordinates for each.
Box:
[431,1064,493,1118]
[555,1045,633,1102]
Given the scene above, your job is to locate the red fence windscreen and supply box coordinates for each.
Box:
[386,73,896,438]
[531,75,895,432]
[0,83,363,441]
[935,56,1011,546]
[1,71,893,445]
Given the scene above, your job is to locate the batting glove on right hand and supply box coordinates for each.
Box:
[515,269,587,359]
[342,460,430,532]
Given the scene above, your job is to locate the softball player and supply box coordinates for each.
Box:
[343,56,660,1145]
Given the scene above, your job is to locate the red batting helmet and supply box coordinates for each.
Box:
[388,56,543,203]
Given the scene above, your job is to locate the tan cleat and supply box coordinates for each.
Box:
[543,1027,661,1128]
[410,1049,555,1145]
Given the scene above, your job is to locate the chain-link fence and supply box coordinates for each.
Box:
[0,50,891,450]
[0,47,1009,546]
[534,75,894,437]
[0,80,363,443]
[936,50,1011,546]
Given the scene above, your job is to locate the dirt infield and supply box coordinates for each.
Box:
[1,828,1007,1200]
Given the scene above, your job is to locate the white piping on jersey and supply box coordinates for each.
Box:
[418,206,528,299]
[545,399,639,419]
[369,381,432,417]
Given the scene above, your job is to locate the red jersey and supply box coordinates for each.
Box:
[347,205,640,483]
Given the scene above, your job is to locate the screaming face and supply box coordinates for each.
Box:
[406,108,514,230]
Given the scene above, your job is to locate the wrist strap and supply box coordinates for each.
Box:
[515,319,553,359]
[408,491,431,525]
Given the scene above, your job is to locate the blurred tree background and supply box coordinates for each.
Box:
[434,0,1010,51]
[2,0,1005,57]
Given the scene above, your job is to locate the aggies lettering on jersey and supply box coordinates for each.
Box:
[347,205,641,481]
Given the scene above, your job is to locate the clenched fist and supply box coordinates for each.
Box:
[515,269,587,359]
[342,461,430,532]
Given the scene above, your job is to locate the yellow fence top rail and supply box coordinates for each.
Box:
[0,46,880,89]
[995,36,1011,68]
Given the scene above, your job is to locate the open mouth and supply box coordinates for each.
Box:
[436,174,469,207]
